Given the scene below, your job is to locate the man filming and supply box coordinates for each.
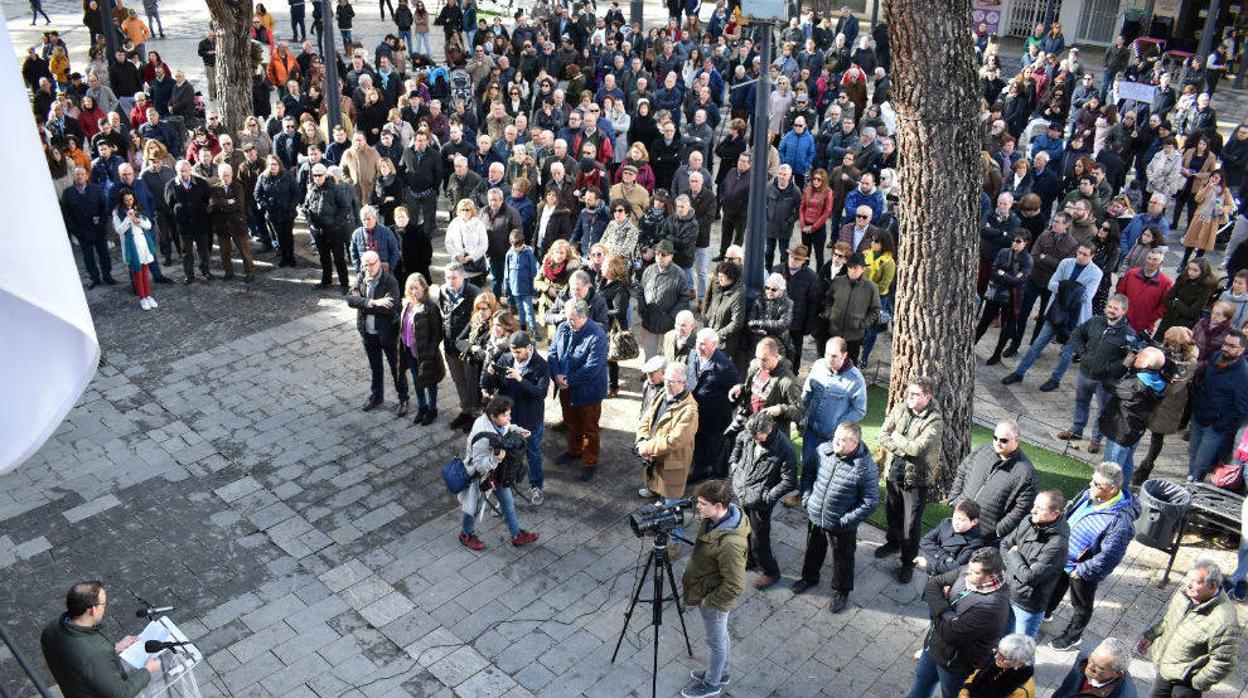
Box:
[680,479,750,698]
[41,581,161,698]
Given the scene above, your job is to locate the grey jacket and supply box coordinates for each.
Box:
[804,441,879,530]
[638,262,692,334]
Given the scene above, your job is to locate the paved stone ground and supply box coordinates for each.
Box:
[4,2,1248,697]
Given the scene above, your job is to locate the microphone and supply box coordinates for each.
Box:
[135,606,175,618]
[144,640,192,653]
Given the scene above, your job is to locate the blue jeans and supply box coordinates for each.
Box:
[462,486,522,537]
[489,257,505,297]
[698,606,730,687]
[906,648,968,698]
[1102,440,1138,485]
[512,294,537,331]
[1014,320,1057,377]
[1232,532,1248,585]
[246,206,273,247]
[1188,421,1228,480]
[398,29,413,52]
[414,32,431,55]
[1070,373,1109,442]
[340,29,353,44]
[800,432,829,494]
[1013,279,1047,348]
[1008,603,1044,638]
[1048,340,1078,382]
[525,423,545,490]
[693,246,710,300]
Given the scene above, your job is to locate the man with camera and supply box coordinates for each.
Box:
[41,581,161,698]
[481,331,551,505]
[792,421,879,614]
[680,479,750,698]
[637,362,699,528]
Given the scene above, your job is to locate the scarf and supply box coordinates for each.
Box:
[964,664,1033,698]
[543,258,568,283]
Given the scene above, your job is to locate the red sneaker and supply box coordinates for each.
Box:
[459,532,486,550]
[511,530,540,547]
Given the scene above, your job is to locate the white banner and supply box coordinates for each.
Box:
[0,6,100,474]
[1117,81,1157,104]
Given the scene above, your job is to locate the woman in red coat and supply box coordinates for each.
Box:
[798,169,835,271]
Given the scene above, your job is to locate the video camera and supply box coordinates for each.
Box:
[629,498,694,537]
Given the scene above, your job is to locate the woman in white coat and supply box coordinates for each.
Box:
[445,198,489,282]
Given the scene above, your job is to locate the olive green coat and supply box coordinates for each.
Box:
[681,505,751,612]
[1144,589,1241,691]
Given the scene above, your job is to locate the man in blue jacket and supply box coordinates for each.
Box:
[482,331,551,505]
[778,117,816,187]
[792,421,879,613]
[1188,330,1248,481]
[1046,463,1140,651]
[349,205,401,274]
[1030,122,1066,175]
[798,337,867,496]
[549,298,609,481]
[61,166,116,288]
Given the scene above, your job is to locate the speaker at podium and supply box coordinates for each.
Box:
[119,617,204,698]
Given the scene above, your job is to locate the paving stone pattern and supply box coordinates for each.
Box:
[4,1,1248,696]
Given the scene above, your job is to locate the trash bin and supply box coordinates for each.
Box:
[1135,479,1192,550]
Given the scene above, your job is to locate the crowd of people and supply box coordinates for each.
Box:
[24,0,1248,696]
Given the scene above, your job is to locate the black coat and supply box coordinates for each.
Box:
[776,264,822,335]
[729,426,797,509]
[438,282,481,355]
[687,347,741,444]
[347,270,401,340]
[918,518,985,576]
[1099,371,1166,447]
[254,171,300,222]
[61,183,107,242]
[164,176,211,237]
[1068,316,1135,382]
[923,568,1012,676]
[1002,517,1070,612]
[303,181,358,232]
[947,445,1038,542]
[481,350,549,430]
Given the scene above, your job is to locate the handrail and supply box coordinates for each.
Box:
[0,624,53,698]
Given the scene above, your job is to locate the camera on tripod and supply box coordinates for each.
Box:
[628,498,694,538]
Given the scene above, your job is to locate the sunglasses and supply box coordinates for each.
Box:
[856,214,870,219]
[993,437,1013,444]
[613,208,627,213]
[765,286,780,291]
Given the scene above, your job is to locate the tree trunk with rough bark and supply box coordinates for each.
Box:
[882,0,981,494]
[206,0,255,135]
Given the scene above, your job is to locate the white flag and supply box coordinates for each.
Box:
[0,7,101,474]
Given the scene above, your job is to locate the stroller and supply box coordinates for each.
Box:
[449,67,474,109]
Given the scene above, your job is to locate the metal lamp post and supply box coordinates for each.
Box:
[320,0,342,132]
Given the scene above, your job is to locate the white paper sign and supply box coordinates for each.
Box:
[1117,81,1157,104]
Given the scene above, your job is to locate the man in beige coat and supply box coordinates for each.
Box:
[341,132,380,206]
[637,361,700,505]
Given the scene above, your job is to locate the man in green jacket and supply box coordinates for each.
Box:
[1137,559,1241,696]
[41,581,160,698]
[680,479,750,698]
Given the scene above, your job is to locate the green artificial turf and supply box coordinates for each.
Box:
[794,386,1092,533]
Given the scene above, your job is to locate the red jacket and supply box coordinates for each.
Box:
[1116,267,1173,333]
[799,187,834,232]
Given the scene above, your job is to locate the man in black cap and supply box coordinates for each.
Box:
[824,252,881,364]
[637,239,693,360]
[482,331,551,504]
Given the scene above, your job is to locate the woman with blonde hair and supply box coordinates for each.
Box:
[1135,326,1199,485]
[535,239,580,338]
[446,198,489,281]
[399,272,446,425]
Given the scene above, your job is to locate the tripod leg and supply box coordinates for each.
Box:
[662,553,694,657]
[612,552,653,663]
[652,553,666,698]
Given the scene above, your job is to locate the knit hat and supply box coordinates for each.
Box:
[654,239,675,254]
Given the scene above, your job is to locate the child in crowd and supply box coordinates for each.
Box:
[504,229,538,336]
[915,498,985,575]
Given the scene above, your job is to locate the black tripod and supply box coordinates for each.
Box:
[611,532,694,698]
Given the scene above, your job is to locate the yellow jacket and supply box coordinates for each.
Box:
[865,249,896,297]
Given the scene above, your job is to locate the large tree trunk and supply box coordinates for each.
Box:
[882,0,981,494]
[206,0,255,135]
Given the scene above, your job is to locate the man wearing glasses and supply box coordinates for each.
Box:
[42,581,161,697]
[836,204,880,255]
[1045,463,1139,651]
[945,420,1038,545]
[347,251,406,414]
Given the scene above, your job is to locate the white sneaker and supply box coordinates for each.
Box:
[147,297,158,309]
[139,297,151,310]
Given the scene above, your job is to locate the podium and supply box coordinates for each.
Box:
[119,617,204,698]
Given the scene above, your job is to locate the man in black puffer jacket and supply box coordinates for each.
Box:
[729,412,796,591]
[1001,489,1070,638]
[908,547,1012,697]
[946,419,1038,544]
[303,163,359,292]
